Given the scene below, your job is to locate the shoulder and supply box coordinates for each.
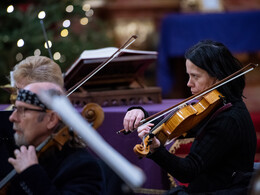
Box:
[61,147,102,170]
[215,100,250,121]
[209,100,254,134]
[54,147,104,188]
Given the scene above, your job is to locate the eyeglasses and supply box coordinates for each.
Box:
[12,105,46,117]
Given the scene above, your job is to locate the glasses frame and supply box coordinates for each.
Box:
[12,105,47,117]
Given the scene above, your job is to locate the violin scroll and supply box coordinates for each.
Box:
[133,135,151,158]
[81,103,104,129]
[133,143,149,158]
[133,133,159,157]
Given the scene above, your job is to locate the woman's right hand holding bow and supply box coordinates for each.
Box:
[123,109,145,132]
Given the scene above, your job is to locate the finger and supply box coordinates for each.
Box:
[123,112,132,131]
[8,157,16,165]
[20,145,27,153]
[14,149,20,156]
[133,111,145,129]
[129,114,139,131]
[28,145,35,151]
[137,125,150,134]
[27,145,36,154]
[133,114,143,129]
[147,123,154,127]
[137,122,154,133]
[138,129,149,139]
[123,118,128,131]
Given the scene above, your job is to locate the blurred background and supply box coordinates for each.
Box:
[1,0,260,112]
[1,0,260,190]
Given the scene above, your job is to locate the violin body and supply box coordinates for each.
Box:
[162,89,224,141]
[134,90,224,157]
[81,103,104,130]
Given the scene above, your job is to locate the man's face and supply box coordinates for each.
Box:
[186,59,217,95]
[9,100,49,147]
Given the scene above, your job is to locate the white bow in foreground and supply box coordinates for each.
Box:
[38,90,146,189]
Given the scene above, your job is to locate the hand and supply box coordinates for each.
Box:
[137,123,160,153]
[8,145,38,173]
[123,109,145,132]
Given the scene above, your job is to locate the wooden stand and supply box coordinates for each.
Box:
[64,48,161,107]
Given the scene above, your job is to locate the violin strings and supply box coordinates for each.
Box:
[143,108,178,141]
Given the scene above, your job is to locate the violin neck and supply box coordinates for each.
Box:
[0,169,16,190]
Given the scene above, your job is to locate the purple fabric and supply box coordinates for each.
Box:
[157,11,260,95]
[0,105,10,111]
[95,99,182,190]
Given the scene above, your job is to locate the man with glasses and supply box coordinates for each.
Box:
[0,56,64,180]
[5,82,104,194]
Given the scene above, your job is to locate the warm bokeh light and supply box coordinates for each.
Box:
[53,52,61,60]
[44,40,52,48]
[7,5,14,13]
[63,20,71,28]
[38,11,46,19]
[59,55,66,63]
[66,5,74,13]
[16,53,23,61]
[80,17,89,25]
[60,29,69,37]
[17,39,24,47]
[82,4,91,11]
[85,9,94,17]
[34,49,41,56]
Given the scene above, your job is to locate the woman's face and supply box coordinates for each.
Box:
[186,59,217,95]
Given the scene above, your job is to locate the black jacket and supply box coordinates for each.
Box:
[146,100,256,194]
[8,143,104,195]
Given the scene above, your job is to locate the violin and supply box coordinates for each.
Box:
[117,63,258,157]
[133,89,224,157]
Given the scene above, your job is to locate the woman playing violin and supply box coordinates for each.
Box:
[123,40,257,194]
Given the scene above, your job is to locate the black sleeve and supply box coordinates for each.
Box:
[147,112,240,183]
[147,146,202,183]
[10,153,104,195]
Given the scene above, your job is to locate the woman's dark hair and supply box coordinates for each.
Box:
[185,40,245,102]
